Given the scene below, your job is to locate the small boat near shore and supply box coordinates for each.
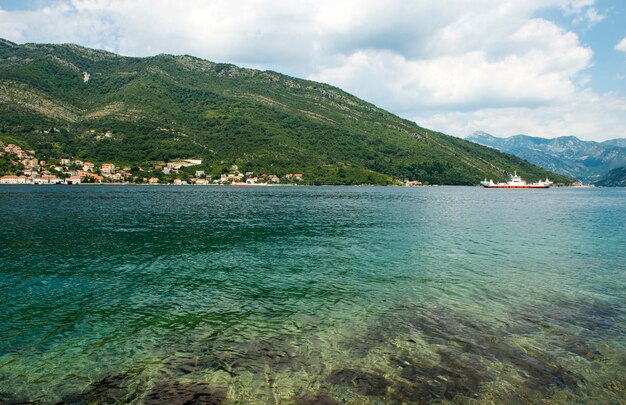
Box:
[480,172,552,189]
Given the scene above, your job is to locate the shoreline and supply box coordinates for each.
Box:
[0,183,607,188]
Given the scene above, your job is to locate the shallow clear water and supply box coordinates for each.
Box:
[0,185,624,404]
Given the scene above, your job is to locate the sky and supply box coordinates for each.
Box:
[0,0,625,141]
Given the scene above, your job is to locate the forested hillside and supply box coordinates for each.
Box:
[0,39,571,185]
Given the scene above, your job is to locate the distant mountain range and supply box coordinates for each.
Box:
[466,131,626,184]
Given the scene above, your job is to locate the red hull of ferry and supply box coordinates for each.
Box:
[483,185,550,188]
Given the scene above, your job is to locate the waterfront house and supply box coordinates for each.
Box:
[86,173,103,182]
[101,163,116,174]
[39,175,60,184]
[0,175,27,184]
[149,177,159,184]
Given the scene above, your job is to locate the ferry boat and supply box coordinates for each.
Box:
[480,172,552,188]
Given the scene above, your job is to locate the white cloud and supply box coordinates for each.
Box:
[582,8,605,26]
[0,0,622,141]
[562,0,594,15]
[415,90,626,140]
[310,18,591,111]
[0,0,570,69]
[616,37,626,53]
[561,0,604,27]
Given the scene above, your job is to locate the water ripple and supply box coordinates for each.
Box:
[0,186,624,403]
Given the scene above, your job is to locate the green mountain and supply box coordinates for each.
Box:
[0,39,571,185]
[466,131,626,183]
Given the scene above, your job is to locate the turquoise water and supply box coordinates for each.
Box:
[0,185,624,404]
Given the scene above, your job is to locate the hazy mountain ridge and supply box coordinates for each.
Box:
[594,166,626,187]
[466,131,626,183]
[602,139,626,148]
[0,40,570,185]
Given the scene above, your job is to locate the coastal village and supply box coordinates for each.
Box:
[0,141,304,185]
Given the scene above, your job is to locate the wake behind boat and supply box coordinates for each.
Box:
[481,172,552,188]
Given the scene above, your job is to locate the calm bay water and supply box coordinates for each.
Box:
[0,185,624,404]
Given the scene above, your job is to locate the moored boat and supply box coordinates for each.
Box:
[480,172,552,188]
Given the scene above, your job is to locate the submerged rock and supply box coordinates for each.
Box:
[144,381,225,405]
[60,372,224,405]
[292,392,341,405]
[328,368,390,396]
[61,373,135,404]
[331,303,588,402]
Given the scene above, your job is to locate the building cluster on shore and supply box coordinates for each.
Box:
[0,141,304,185]
[0,142,131,184]
[148,164,303,185]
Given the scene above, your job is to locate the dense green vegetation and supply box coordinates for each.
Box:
[0,154,21,174]
[0,39,572,185]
